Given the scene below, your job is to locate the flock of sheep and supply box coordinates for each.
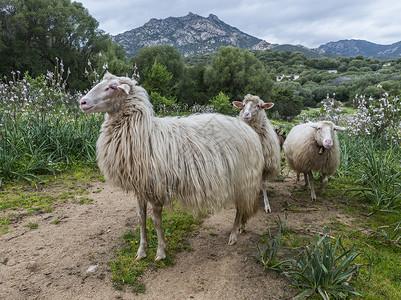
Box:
[79,73,345,261]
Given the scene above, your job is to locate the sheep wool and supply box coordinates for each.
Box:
[233,94,281,213]
[283,121,345,200]
[80,73,264,261]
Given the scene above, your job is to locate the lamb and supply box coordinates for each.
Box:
[79,73,264,261]
[233,94,281,213]
[282,121,346,201]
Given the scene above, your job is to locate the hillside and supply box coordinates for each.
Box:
[111,12,274,57]
[111,13,401,59]
[319,39,401,58]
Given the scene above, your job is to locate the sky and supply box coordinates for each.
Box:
[76,0,401,48]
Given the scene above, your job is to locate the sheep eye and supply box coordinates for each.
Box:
[256,104,260,108]
[109,86,117,90]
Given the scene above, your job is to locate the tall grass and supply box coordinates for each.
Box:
[0,67,103,185]
[338,134,401,210]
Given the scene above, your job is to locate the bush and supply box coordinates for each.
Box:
[209,92,236,116]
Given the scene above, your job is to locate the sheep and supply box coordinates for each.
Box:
[79,73,264,261]
[233,94,281,213]
[274,128,287,149]
[282,121,346,201]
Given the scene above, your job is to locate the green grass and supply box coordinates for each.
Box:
[109,205,203,293]
[0,166,102,233]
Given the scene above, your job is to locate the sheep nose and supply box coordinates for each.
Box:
[80,98,87,106]
[323,139,333,148]
[243,112,251,119]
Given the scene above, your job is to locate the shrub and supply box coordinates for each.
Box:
[276,232,363,299]
[209,92,236,116]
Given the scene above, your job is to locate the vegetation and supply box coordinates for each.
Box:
[0,2,400,298]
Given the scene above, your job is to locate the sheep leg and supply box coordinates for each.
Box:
[152,203,166,261]
[262,180,271,213]
[228,210,241,245]
[135,199,148,260]
[308,171,316,201]
[304,172,309,188]
[318,173,329,193]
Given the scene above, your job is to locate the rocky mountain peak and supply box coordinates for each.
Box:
[111,12,272,57]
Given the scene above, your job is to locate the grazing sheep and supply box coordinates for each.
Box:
[233,94,281,213]
[274,128,287,149]
[283,121,345,201]
[79,73,264,261]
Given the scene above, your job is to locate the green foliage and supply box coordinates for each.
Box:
[175,63,208,106]
[368,221,401,247]
[276,232,363,299]
[149,91,180,115]
[142,60,173,96]
[204,47,274,101]
[109,205,202,292]
[348,140,401,211]
[130,45,184,85]
[0,69,101,184]
[0,0,127,90]
[209,92,236,116]
[272,87,303,119]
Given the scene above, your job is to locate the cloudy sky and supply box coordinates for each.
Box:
[77,0,401,48]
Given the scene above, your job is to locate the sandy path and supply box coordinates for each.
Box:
[0,176,351,299]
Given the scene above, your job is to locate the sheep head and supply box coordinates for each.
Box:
[80,72,132,114]
[233,94,274,121]
[309,121,346,149]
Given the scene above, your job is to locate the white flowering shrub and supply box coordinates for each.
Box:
[301,90,401,144]
[348,92,401,143]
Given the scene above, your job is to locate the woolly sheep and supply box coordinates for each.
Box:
[79,73,264,261]
[283,121,346,201]
[233,94,281,213]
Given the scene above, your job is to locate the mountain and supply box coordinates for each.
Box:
[111,12,275,57]
[111,13,401,59]
[318,39,401,58]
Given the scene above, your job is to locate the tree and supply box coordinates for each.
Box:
[272,87,303,118]
[204,47,274,101]
[176,63,208,106]
[130,45,184,86]
[0,0,127,90]
[142,60,173,96]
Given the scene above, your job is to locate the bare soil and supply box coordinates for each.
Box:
[0,173,354,300]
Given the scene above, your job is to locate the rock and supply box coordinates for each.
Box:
[86,265,99,273]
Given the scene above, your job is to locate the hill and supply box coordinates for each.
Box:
[111,12,274,57]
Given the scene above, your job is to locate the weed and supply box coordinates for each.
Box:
[109,205,202,292]
[276,231,364,299]
[26,221,38,229]
[368,221,401,248]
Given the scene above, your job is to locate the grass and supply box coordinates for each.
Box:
[0,166,101,233]
[109,205,203,293]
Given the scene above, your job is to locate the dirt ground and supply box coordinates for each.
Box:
[0,173,354,300]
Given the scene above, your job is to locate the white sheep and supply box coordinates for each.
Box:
[233,94,281,213]
[283,121,345,201]
[79,73,264,261]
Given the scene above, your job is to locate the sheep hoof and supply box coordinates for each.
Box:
[265,207,271,213]
[135,254,146,260]
[154,255,165,261]
[228,234,237,245]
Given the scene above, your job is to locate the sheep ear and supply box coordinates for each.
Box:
[334,125,346,131]
[117,84,130,95]
[261,102,274,110]
[309,122,319,129]
[232,101,244,108]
